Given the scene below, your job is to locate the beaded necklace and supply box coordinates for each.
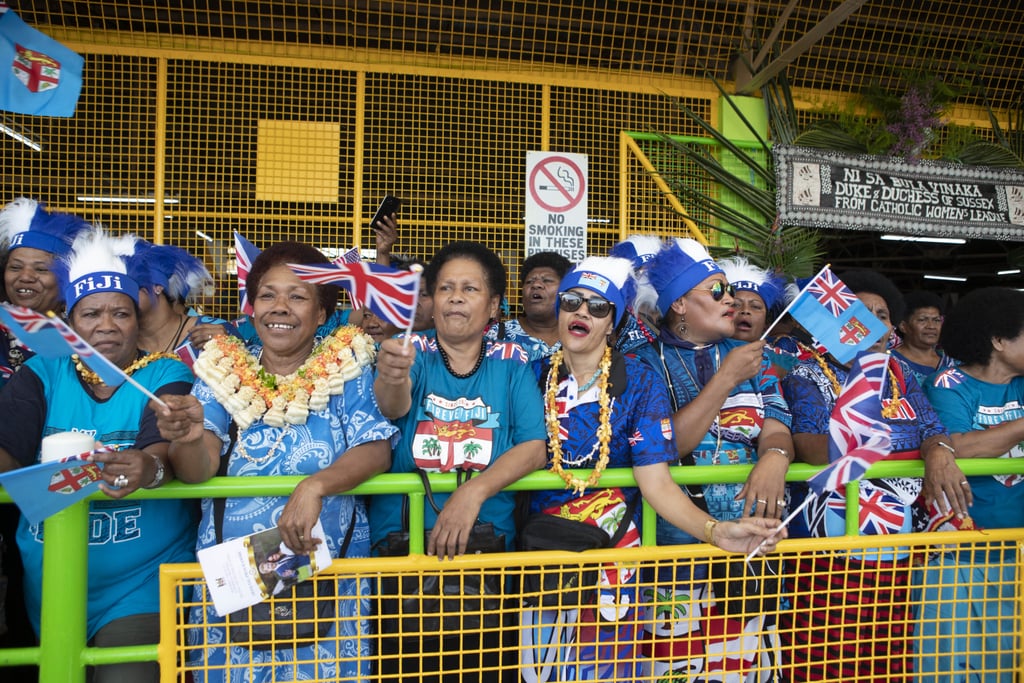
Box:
[545,345,613,495]
[74,351,180,385]
[235,428,290,465]
[798,342,900,418]
[437,338,486,379]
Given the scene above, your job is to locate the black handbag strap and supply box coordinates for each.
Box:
[213,420,357,558]
[607,490,640,547]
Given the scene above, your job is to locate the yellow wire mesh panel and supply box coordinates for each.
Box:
[162,530,1024,682]
[3,1,1018,319]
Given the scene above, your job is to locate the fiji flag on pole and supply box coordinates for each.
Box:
[0,6,84,117]
[0,449,116,524]
[807,351,893,496]
[788,266,888,365]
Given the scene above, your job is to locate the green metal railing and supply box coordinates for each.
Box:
[3,457,1024,682]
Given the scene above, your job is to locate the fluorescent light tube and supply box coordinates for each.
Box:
[881,234,966,245]
[76,196,180,204]
[923,274,967,282]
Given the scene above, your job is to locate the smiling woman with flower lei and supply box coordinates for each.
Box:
[521,256,784,683]
[155,241,398,683]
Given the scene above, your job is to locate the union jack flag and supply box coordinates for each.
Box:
[856,487,907,535]
[932,368,964,389]
[806,267,859,316]
[0,304,129,386]
[807,352,892,495]
[233,231,261,316]
[289,261,421,329]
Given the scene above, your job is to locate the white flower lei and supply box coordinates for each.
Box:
[193,324,376,429]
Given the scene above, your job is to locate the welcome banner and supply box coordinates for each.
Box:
[774,145,1024,241]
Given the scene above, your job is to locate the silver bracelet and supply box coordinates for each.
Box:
[933,441,957,456]
[762,447,790,461]
[142,452,167,489]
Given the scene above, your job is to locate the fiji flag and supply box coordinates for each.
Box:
[807,352,892,496]
[289,261,421,329]
[788,266,888,365]
[0,7,83,117]
[0,303,129,386]
[0,448,115,524]
[233,231,261,316]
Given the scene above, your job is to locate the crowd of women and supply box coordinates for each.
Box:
[0,195,1022,683]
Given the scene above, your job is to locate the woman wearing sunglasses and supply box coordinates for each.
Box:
[631,238,794,682]
[520,256,784,682]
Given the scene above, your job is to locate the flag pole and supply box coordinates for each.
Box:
[760,262,831,341]
[402,265,424,349]
[744,492,816,562]
[48,313,168,408]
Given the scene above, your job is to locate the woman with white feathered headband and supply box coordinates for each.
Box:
[717,256,788,342]
[630,238,795,682]
[0,227,196,683]
[520,255,784,682]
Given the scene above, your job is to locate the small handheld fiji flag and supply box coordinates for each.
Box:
[289,261,421,330]
[783,266,888,365]
[0,446,117,524]
[0,303,126,386]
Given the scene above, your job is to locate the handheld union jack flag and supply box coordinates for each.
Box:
[0,303,128,386]
[289,261,421,329]
[748,351,894,560]
[807,352,893,495]
[233,231,261,316]
[0,303,166,405]
[786,265,888,365]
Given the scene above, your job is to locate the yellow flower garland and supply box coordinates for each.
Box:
[73,351,181,385]
[193,325,375,429]
[545,345,613,496]
[798,342,901,418]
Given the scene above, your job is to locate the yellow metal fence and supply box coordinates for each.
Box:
[161,530,1024,682]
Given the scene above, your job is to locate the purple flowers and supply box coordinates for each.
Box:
[886,84,944,161]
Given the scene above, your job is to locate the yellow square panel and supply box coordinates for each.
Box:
[255,120,340,202]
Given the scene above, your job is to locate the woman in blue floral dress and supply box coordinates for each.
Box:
[156,241,398,683]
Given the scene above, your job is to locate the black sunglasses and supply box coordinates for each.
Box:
[690,281,736,302]
[558,292,613,318]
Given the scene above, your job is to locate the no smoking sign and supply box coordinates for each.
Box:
[524,151,588,260]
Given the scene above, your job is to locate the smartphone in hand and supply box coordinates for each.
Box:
[370,195,401,230]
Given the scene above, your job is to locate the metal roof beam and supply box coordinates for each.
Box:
[737,0,869,95]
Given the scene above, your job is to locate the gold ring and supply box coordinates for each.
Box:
[776,499,786,506]
[756,498,767,504]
